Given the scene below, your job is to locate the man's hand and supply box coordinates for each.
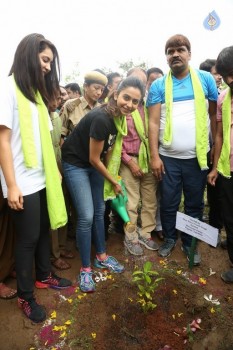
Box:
[207,169,218,186]
[127,159,144,178]
[150,157,165,181]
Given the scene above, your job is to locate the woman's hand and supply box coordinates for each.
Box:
[113,183,123,196]
[7,185,24,210]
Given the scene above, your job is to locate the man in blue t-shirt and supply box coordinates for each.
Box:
[147,34,218,265]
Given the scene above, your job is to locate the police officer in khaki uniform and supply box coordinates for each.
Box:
[60,70,108,145]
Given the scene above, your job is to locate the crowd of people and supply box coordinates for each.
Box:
[0,32,233,324]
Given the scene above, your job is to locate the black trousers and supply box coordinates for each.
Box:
[11,189,51,300]
[220,174,233,263]
[207,164,223,230]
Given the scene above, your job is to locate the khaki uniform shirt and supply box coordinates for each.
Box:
[50,111,62,171]
[60,96,100,137]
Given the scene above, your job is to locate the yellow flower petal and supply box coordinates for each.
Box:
[91,333,96,339]
[53,325,67,331]
[173,289,177,295]
[112,314,116,321]
[67,298,73,303]
[59,331,67,338]
[65,320,72,325]
[50,311,57,319]
[210,307,215,313]
[199,277,207,285]
[176,270,182,275]
[128,297,133,302]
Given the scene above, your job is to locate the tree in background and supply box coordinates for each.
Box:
[63,62,80,84]
[118,59,149,76]
[63,60,151,83]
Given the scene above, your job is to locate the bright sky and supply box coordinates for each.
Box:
[0,0,232,84]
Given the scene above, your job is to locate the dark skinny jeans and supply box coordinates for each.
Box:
[11,189,51,300]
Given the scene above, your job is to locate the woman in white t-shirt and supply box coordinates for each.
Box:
[0,33,72,323]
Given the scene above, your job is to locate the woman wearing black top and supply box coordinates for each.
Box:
[62,76,144,293]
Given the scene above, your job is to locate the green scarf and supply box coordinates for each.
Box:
[103,116,127,200]
[217,88,232,178]
[13,76,67,229]
[164,67,209,170]
[131,106,150,173]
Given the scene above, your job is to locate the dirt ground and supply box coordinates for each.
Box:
[1,226,233,350]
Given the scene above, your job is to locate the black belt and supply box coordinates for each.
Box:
[128,153,138,157]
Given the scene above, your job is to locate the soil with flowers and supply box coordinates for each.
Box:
[1,231,233,350]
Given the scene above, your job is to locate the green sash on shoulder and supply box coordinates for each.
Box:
[131,106,150,173]
[164,67,209,170]
[13,76,67,229]
[217,88,232,178]
[103,116,127,200]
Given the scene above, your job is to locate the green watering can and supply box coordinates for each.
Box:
[110,176,130,223]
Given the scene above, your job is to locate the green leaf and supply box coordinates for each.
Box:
[148,271,159,276]
[145,275,151,284]
[132,271,143,276]
[138,284,145,292]
[132,276,143,282]
[145,292,152,300]
[143,261,152,272]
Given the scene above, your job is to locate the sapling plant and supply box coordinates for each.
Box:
[132,261,164,313]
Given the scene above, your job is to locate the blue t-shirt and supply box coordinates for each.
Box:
[146,69,218,159]
[146,69,218,106]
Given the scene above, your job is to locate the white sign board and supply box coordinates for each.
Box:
[175,212,219,247]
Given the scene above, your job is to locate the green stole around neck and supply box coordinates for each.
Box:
[13,76,67,229]
[131,106,150,173]
[164,67,209,170]
[217,88,232,178]
[103,115,127,200]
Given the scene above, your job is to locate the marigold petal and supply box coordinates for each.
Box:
[65,320,72,325]
[50,311,57,319]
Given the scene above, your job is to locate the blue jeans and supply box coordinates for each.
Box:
[160,155,208,247]
[62,161,106,267]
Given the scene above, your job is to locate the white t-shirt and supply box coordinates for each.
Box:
[0,76,52,198]
[146,70,218,159]
[159,99,210,158]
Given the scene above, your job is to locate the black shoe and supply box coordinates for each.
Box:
[18,297,46,323]
[35,273,72,289]
[220,239,227,249]
[221,269,233,283]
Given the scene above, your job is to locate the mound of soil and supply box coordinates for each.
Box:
[1,232,233,350]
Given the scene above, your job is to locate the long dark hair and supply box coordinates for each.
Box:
[9,33,60,104]
[104,76,145,117]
